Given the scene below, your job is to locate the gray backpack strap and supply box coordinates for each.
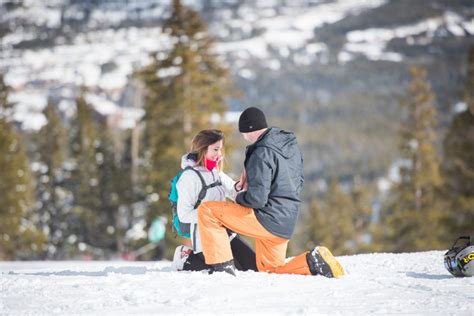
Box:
[183,166,222,209]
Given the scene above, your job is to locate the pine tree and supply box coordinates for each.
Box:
[465,46,474,115]
[300,198,326,252]
[68,92,103,255]
[119,130,140,247]
[303,179,356,255]
[441,47,474,239]
[350,180,376,252]
[68,94,135,258]
[137,0,234,258]
[380,67,445,252]
[0,74,46,259]
[35,102,72,258]
[95,121,134,255]
[70,94,101,208]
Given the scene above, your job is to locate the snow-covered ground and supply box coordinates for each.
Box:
[1,251,472,315]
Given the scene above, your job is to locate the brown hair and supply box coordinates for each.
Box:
[191,129,225,169]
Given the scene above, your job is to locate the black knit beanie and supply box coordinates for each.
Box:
[238,107,268,133]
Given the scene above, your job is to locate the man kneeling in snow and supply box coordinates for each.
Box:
[198,107,345,277]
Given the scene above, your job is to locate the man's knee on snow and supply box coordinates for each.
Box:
[256,260,279,273]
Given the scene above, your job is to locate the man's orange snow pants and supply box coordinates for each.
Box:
[198,201,311,275]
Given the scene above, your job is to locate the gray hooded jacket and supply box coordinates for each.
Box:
[236,127,304,239]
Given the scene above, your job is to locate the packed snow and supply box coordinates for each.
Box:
[1,251,472,315]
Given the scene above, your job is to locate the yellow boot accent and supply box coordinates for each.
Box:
[317,246,346,278]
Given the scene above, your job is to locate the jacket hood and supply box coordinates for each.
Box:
[181,153,198,169]
[254,127,298,159]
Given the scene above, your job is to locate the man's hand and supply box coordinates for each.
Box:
[241,169,248,190]
[235,169,248,191]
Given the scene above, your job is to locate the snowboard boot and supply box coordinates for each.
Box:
[307,246,345,278]
[171,245,193,271]
[209,259,236,276]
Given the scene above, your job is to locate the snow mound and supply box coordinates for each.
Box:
[1,251,472,315]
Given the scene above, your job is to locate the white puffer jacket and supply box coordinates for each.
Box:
[176,154,237,253]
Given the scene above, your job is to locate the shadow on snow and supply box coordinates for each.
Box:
[7,265,175,277]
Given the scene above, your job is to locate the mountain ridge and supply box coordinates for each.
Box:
[1,0,473,181]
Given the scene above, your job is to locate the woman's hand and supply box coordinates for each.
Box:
[216,155,223,171]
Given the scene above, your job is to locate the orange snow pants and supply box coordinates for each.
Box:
[198,201,311,275]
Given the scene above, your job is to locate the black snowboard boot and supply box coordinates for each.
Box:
[209,259,236,276]
[306,246,345,278]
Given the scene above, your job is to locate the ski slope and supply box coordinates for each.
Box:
[1,251,472,315]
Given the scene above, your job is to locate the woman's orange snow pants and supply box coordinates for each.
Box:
[198,201,311,275]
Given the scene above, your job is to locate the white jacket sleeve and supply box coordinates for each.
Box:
[176,171,201,224]
[219,171,238,201]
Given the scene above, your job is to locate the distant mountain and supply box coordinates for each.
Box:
[1,0,473,182]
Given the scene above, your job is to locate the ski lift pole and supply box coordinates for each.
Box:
[132,242,159,258]
[127,216,167,259]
